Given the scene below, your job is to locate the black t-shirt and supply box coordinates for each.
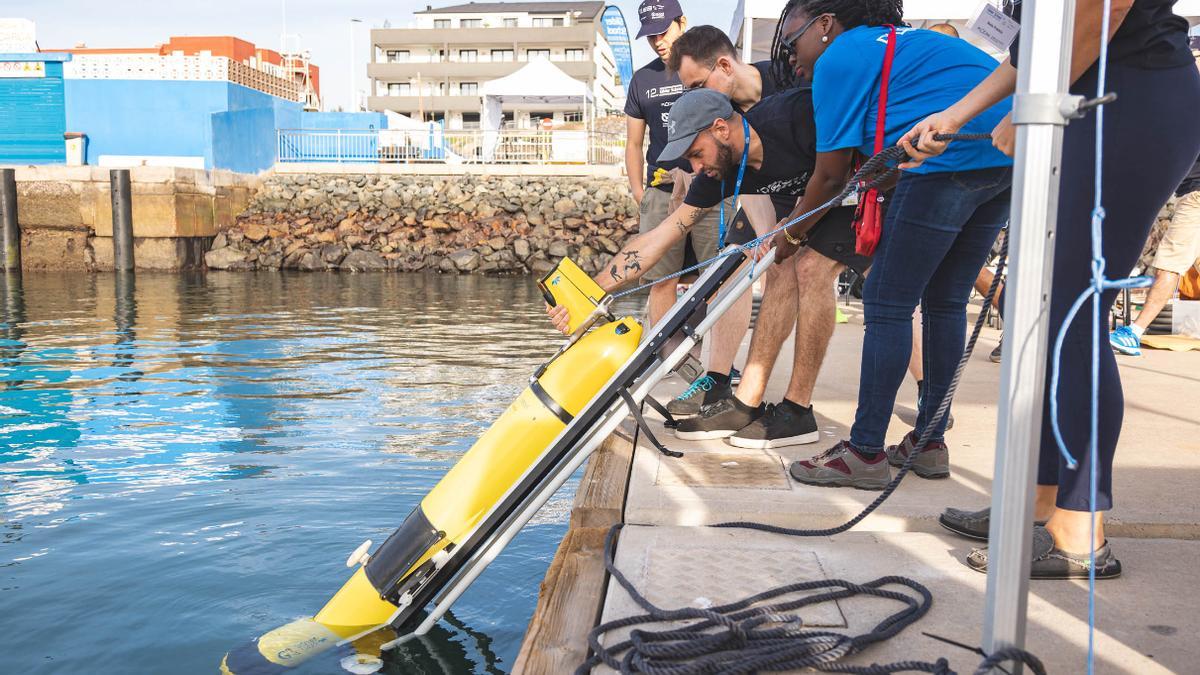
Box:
[684,88,817,210]
[733,61,781,113]
[1009,0,1192,69]
[625,59,686,186]
[1176,153,1200,196]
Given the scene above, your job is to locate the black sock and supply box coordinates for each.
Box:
[780,397,811,413]
[706,371,731,385]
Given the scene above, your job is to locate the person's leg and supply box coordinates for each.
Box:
[908,310,924,384]
[636,188,686,330]
[1130,191,1200,332]
[916,173,1010,442]
[732,261,797,407]
[1041,62,1200,554]
[1133,269,1181,330]
[780,250,843,407]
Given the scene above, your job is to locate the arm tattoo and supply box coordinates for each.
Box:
[675,207,709,235]
[609,264,624,282]
[622,250,643,274]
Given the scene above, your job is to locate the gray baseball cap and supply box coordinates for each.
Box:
[656,88,735,164]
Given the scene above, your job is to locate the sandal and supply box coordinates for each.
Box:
[965,526,1122,580]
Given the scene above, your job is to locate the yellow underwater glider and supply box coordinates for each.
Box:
[222,249,764,673]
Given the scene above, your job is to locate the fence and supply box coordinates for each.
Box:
[276,128,625,165]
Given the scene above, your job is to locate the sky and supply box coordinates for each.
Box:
[7,0,735,111]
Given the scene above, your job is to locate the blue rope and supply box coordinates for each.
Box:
[1045,3,1147,673]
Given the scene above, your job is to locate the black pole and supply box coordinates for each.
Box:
[1,168,19,274]
[110,169,134,272]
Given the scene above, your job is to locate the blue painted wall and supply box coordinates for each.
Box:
[64,79,303,173]
[0,55,69,164]
[301,111,387,131]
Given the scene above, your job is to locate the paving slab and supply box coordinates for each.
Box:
[638,318,1200,538]
[596,526,1191,674]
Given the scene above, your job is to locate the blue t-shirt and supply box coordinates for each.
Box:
[813,26,1013,174]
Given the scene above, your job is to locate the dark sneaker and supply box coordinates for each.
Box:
[916,381,953,429]
[966,526,1122,579]
[989,336,1003,363]
[885,430,950,479]
[940,506,1048,542]
[728,400,820,449]
[674,395,763,441]
[666,375,732,418]
[788,441,891,490]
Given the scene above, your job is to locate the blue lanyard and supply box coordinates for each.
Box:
[719,116,751,249]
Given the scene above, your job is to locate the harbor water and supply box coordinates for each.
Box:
[0,271,634,674]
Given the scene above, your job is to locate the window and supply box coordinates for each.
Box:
[532,17,564,27]
[564,111,583,123]
[490,49,514,62]
[564,48,585,61]
[386,50,410,63]
[459,82,479,95]
[460,18,482,28]
[388,83,411,96]
[503,18,518,27]
[526,49,551,60]
[462,112,481,129]
[458,49,478,62]
[433,19,451,28]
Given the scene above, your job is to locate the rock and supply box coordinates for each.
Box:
[448,249,480,272]
[564,217,585,229]
[553,198,575,215]
[512,238,531,261]
[596,236,619,254]
[488,236,506,250]
[211,232,228,250]
[340,250,388,271]
[315,230,337,243]
[205,246,248,270]
[297,251,323,271]
[243,224,268,242]
[381,189,403,209]
[320,244,346,264]
[548,241,569,258]
[529,256,555,276]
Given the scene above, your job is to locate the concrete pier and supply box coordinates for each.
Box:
[517,303,1200,674]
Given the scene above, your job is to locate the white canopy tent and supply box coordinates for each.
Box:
[479,59,594,161]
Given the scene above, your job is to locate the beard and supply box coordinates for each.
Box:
[706,142,739,180]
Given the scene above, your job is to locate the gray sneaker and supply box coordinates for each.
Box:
[940,506,1047,542]
[989,336,1003,363]
[885,430,950,479]
[665,375,731,418]
[788,441,891,490]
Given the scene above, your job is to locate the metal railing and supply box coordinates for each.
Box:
[276,128,624,165]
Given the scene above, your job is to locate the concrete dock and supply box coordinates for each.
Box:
[515,303,1200,674]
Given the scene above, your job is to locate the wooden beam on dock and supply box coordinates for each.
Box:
[513,422,636,674]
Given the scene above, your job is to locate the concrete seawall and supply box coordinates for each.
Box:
[7,165,258,271]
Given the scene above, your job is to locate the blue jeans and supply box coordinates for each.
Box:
[850,167,1012,452]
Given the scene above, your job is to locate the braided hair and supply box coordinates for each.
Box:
[769,0,905,87]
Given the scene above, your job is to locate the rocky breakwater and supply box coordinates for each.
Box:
[204,174,639,275]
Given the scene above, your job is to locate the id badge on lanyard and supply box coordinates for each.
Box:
[966,0,1020,53]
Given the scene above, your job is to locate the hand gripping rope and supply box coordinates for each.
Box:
[582,133,1054,674]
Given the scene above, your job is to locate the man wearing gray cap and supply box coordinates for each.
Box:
[550,87,864,450]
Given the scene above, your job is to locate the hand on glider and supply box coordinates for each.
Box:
[898,112,962,169]
[991,112,1016,157]
[546,303,571,335]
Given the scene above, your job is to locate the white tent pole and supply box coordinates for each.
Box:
[983,0,1078,669]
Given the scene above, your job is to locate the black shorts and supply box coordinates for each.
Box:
[802,206,872,275]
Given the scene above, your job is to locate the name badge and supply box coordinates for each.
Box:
[966,1,1020,53]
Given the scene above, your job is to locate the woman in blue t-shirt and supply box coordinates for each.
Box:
[769,1,1014,491]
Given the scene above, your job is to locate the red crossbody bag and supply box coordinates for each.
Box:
[852,25,897,256]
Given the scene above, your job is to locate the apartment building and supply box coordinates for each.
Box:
[367,1,624,129]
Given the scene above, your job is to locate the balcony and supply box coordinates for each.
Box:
[370,24,594,49]
[367,59,594,81]
[366,95,482,113]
